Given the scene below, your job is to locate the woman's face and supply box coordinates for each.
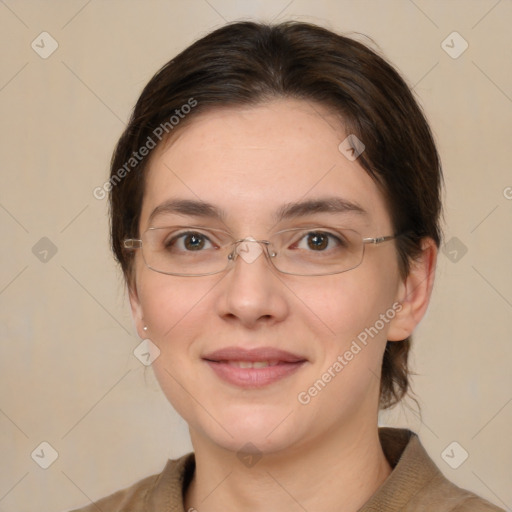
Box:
[130,99,409,454]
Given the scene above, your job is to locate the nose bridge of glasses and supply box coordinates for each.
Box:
[229,237,273,265]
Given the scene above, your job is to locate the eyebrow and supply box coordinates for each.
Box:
[147,196,367,226]
[148,199,226,226]
[274,197,367,221]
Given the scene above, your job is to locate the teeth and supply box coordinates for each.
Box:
[226,361,280,368]
[253,361,273,368]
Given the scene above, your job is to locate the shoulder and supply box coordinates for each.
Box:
[408,470,505,511]
[451,497,506,511]
[66,472,159,512]
[370,428,505,512]
[65,453,195,512]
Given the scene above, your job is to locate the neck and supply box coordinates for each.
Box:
[184,421,392,512]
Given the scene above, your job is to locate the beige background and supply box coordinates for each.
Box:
[1,1,511,511]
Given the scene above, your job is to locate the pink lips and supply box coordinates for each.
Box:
[202,347,307,388]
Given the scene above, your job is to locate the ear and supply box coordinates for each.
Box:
[387,237,437,341]
[128,282,146,339]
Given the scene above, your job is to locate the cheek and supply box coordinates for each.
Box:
[137,270,220,339]
[136,272,229,383]
[136,273,219,418]
[285,272,387,342]
[292,264,399,375]
[298,279,396,412]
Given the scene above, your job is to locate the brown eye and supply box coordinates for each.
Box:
[184,233,206,250]
[292,230,347,253]
[164,231,213,252]
[307,233,329,250]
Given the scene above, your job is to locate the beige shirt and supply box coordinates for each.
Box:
[69,428,504,511]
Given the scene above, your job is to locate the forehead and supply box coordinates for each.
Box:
[141,99,391,232]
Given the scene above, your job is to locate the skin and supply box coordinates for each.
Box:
[129,99,437,512]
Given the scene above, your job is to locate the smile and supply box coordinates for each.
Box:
[202,346,308,388]
[223,360,281,368]
[204,359,306,388]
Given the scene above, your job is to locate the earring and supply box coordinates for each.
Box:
[143,326,148,332]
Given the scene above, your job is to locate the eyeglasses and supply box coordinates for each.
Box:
[123,225,399,277]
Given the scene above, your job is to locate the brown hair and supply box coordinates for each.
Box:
[108,21,443,409]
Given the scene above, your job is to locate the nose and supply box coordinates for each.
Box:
[228,237,274,266]
[215,238,289,328]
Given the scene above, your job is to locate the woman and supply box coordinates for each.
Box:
[73,21,504,512]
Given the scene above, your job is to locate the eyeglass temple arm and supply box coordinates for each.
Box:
[362,235,397,244]
[123,239,142,249]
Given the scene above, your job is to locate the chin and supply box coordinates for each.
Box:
[193,407,304,455]
[217,430,297,456]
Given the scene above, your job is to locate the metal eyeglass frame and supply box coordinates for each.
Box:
[123,226,399,277]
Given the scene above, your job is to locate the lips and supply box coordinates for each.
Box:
[202,346,307,388]
[203,346,306,363]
